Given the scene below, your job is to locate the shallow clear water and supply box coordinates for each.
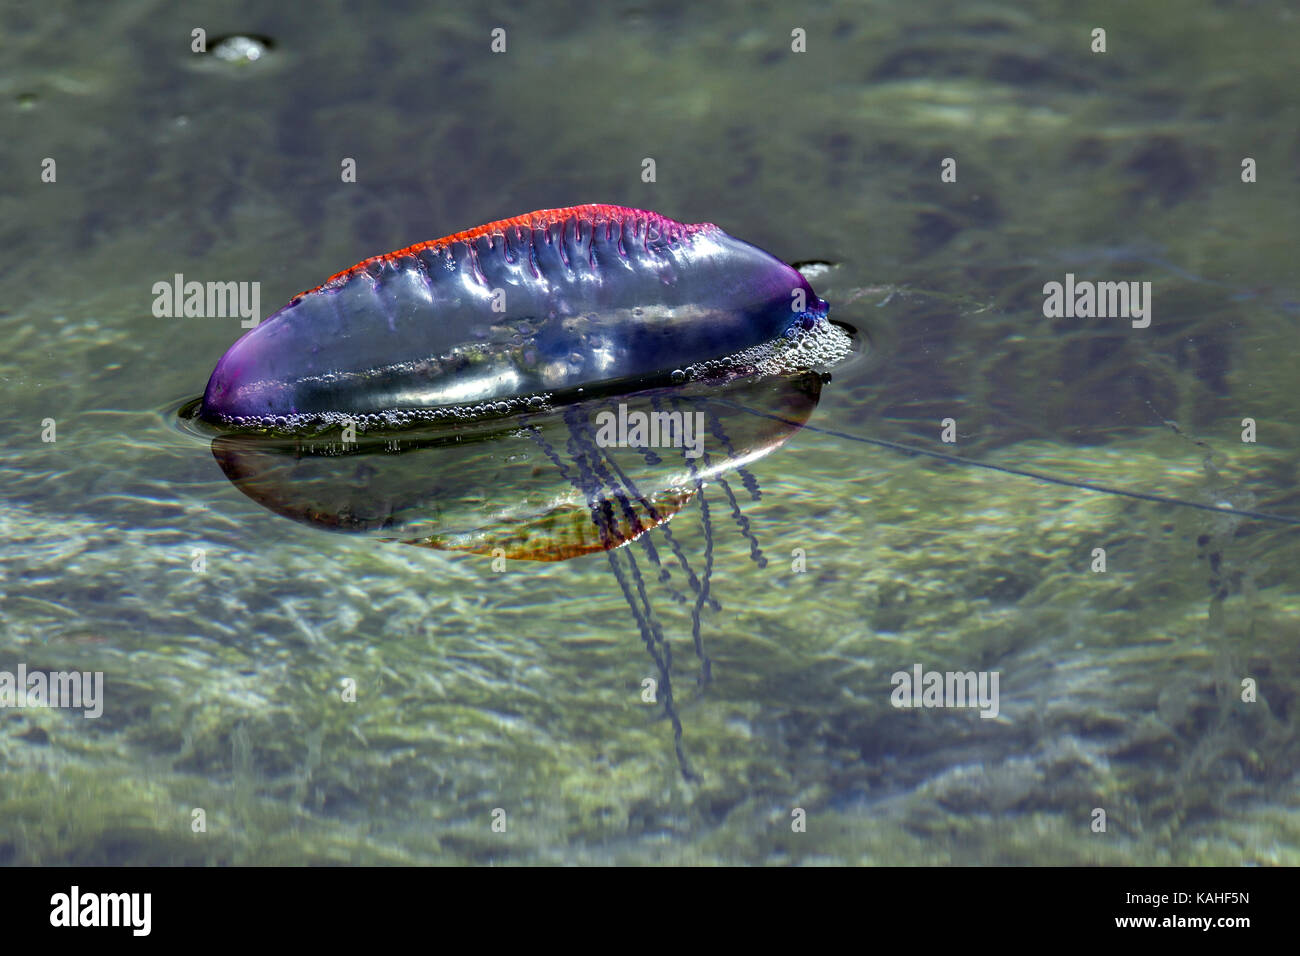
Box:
[2,0,1297,863]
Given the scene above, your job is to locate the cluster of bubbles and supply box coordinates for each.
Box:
[679,313,856,384]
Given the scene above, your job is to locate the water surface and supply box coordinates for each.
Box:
[1,0,1297,864]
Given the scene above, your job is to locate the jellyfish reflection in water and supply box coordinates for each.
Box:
[193,204,855,776]
[207,369,830,777]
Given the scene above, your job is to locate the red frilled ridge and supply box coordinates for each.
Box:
[296,204,717,299]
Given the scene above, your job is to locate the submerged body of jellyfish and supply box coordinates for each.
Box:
[192,204,857,777]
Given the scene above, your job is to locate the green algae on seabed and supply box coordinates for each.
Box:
[1,0,1299,863]
[2,429,1298,865]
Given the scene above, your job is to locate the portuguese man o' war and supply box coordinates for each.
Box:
[199,204,853,431]
[191,204,857,778]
